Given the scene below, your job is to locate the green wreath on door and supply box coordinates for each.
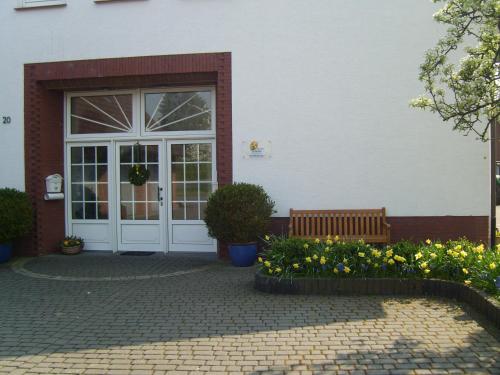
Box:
[128,142,150,186]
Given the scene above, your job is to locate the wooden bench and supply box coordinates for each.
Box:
[289,208,391,243]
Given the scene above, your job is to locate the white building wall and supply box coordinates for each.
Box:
[0,0,490,217]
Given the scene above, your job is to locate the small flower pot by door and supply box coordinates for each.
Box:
[0,243,13,263]
[61,245,82,255]
[229,243,257,267]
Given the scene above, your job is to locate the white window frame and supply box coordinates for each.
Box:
[65,90,140,140]
[16,0,66,9]
[141,87,216,138]
[65,142,113,224]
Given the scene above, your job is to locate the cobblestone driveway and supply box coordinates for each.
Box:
[0,253,499,375]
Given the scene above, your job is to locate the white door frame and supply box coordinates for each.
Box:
[166,139,217,252]
[64,87,218,253]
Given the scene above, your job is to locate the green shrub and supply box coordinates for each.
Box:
[258,236,500,298]
[0,188,33,243]
[204,183,275,243]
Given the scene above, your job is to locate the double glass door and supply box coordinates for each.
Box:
[67,140,216,252]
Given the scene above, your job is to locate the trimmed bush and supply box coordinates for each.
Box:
[204,183,275,243]
[258,236,500,299]
[0,188,33,244]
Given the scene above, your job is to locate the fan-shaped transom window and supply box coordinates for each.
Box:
[144,90,213,133]
[67,88,214,137]
[70,94,133,135]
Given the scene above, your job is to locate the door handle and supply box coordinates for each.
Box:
[158,187,164,206]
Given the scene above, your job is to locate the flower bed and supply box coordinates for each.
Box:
[257,236,500,299]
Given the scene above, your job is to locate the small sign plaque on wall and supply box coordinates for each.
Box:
[242,140,272,159]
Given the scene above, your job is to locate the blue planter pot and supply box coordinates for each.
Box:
[229,243,257,267]
[0,243,13,263]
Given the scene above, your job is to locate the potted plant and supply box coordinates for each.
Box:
[0,188,33,263]
[61,236,84,255]
[204,183,275,266]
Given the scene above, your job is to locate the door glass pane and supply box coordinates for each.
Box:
[119,144,159,221]
[121,203,133,220]
[148,203,159,220]
[144,91,212,132]
[170,143,214,221]
[199,164,211,181]
[71,94,133,135]
[172,202,185,220]
[71,148,82,164]
[70,146,108,220]
[171,164,184,182]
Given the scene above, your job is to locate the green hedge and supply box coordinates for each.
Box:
[0,188,33,244]
[258,236,500,298]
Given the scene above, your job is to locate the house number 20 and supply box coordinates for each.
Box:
[2,116,11,124]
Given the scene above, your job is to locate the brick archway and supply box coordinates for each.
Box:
[24,53,232,256]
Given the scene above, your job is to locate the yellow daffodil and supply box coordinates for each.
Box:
[325,247,330,252]
[333,268,339,274]
[415,252,423,260]
[358,239,365,244]
[314,238,320,244]
[305,257,312,263]
[264,261,271,268]
[420,262,428,269]
[489,262,497,270]
[454,245,462,251]
[320,256,326,265]
[373,263,379,268]
[460,250,467,258]
[326,239,333,246]
[293,263,299,269]
[372,249,381,258]
[358,252,365,258]
[464,280,472,285]
[268,269,273,274]
[473,244,484,253]
[452,251,459,258]
[385,249,393,257]
[462,268,468,275]
[366,259,371,264]
[343,258,349,264]
[388,259,395,265]
[334,235,340,241]
[275,267,282,273]
[430,253,437,259]
[344,266,351,273]
[265,235,270,241]
[435,243,443,249]
[478,255,483,260]
[258,257,263,263]
[312,254,319,260]
[425,239,431,245]
[424,269,430,274]
[447,249,454,256]
[303,243,309,249]
[394,255,406,263]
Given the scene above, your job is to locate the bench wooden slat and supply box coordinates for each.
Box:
[289,208,390,244]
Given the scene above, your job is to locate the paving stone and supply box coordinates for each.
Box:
[0,254,498,374]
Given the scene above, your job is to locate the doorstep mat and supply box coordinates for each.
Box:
[120,251,155,256]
